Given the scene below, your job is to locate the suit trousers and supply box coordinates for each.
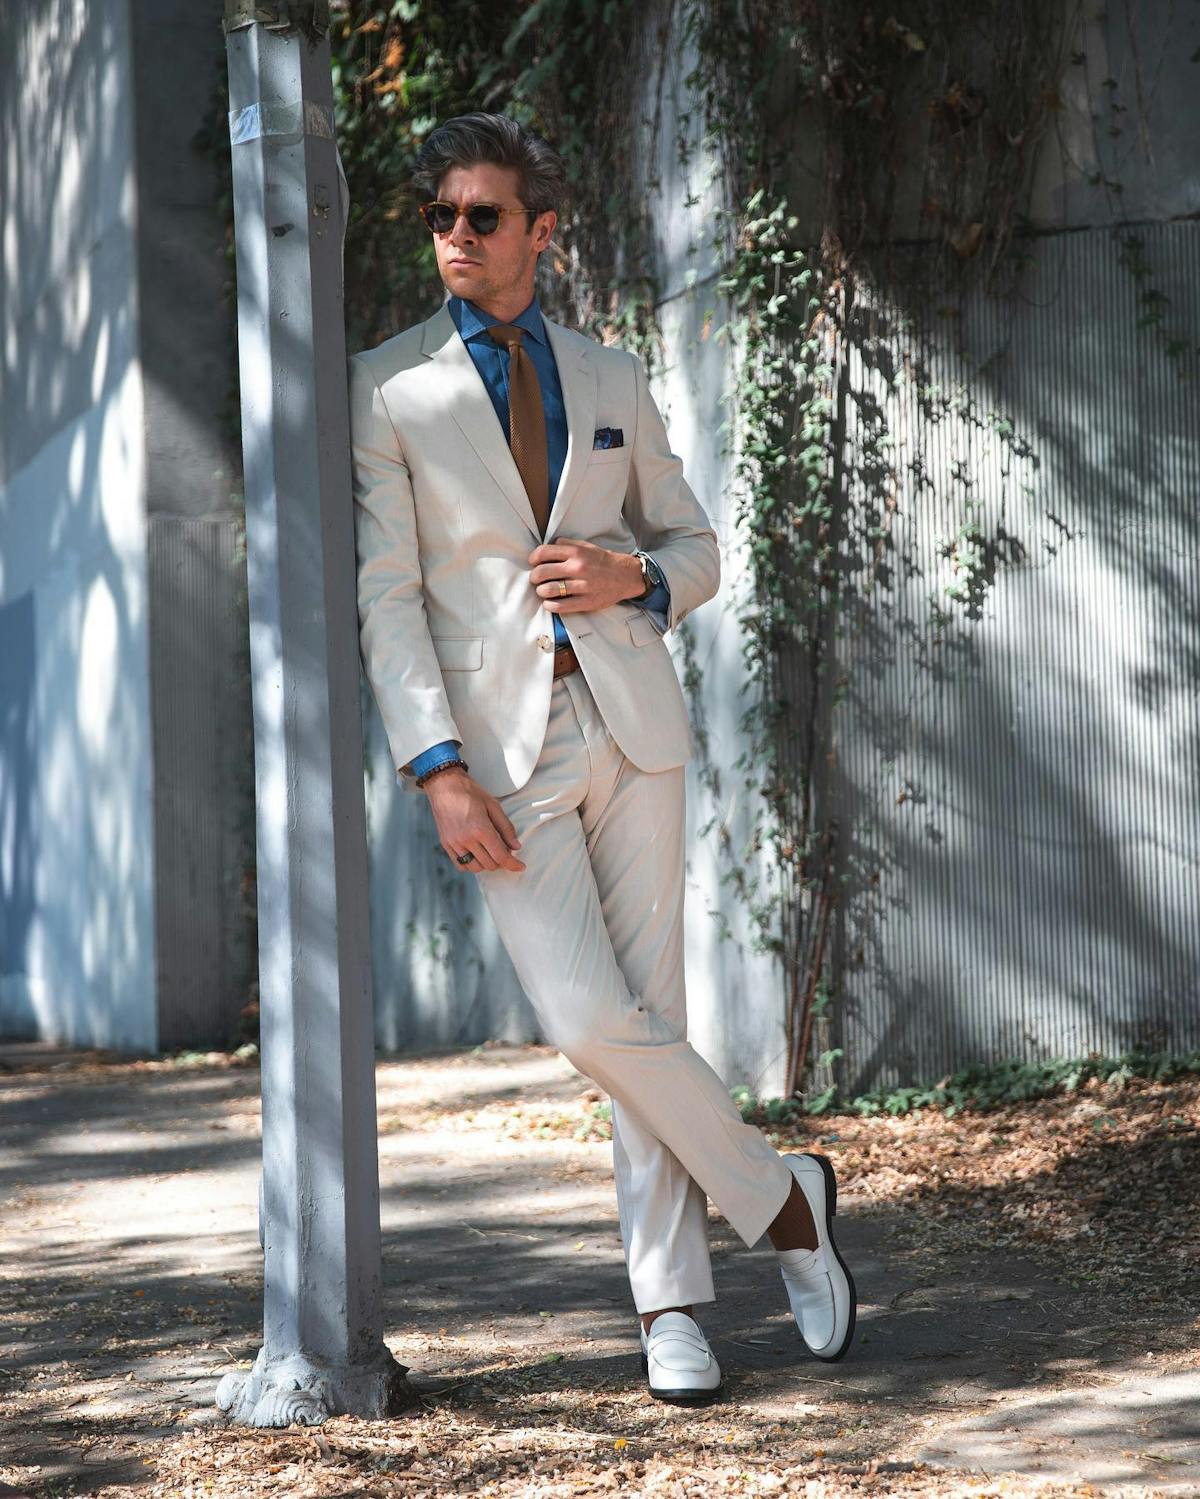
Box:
[475,663,794,1314]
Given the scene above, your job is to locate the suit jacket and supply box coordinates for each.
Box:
[348,300,720,797]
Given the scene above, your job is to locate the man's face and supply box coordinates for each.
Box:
[428,162,556,311]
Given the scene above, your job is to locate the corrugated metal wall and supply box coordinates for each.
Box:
[345,0,1200,1093]
[825,221,1200,1090]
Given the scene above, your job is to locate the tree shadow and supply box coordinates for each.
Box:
[0,1,255,1057]
[790,224,1200,1096]
[0,2,155,1052]
[1,1054,1196,1493]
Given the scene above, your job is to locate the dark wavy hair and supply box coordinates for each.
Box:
[412,112,567,225]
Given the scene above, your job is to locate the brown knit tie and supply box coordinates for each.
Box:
[489,323,550,537]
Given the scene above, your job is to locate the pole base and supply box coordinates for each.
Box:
[215,1343,413,1427]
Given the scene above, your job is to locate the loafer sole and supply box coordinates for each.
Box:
[639,1349,723,1402]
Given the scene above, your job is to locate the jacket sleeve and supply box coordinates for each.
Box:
[348,353,463,781]
[621,351,721,633]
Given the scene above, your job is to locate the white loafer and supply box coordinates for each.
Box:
[777,1152,857,1360]
[639,1311,723,1401]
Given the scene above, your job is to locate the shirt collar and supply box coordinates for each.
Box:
[448,292,548,347]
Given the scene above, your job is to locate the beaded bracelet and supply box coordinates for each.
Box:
[414,757,469,789]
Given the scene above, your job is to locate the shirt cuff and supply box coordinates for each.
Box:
[405,739,462,779]
[631,555,671,634]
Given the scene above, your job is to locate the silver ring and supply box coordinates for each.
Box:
[456,851,475,865]
[557,579,568,597]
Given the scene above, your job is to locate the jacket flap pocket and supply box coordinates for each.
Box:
[431,635,484,670]
[627,611,660,647]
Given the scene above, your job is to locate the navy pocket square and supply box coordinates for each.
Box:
[593,426,624,449]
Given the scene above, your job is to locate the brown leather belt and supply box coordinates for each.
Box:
[552,642,580,679]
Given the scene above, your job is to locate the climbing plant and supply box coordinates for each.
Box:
[326,0,656,355]
[325,0,1102,1100]
[208,0,1180,1096]
[666,0,1091,1094]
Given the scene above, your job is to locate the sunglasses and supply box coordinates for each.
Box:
[419,199,536,236]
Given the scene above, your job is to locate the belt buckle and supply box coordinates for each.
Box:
[552,642,577,679]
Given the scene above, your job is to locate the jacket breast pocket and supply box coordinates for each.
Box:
[587,446,629,466]
[431,636,483,670]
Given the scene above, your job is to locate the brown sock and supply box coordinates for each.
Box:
[641,1304,693,1334]
[766,1177,818,1252]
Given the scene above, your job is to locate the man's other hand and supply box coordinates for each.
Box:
[424,767,525,873]
[529,539,644,613]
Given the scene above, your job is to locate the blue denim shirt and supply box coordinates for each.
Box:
[408,293,670,779]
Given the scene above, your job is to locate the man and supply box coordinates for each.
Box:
[348,112,855,1401]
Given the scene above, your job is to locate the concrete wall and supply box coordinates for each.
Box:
[9,0,1186,1087]
[0,0,156,1050]
[0,0,255,1054]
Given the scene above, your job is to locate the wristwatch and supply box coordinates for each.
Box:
[633,550,662,600]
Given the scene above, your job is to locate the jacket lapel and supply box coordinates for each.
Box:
[420,303,538,537]
[419,303,598,545]
[543,317,596,544]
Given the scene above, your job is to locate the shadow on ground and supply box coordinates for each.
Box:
[1,1040,1197,1496]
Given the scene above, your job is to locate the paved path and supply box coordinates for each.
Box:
[0,1041,1196,1496]
[920,1370,1200,1493]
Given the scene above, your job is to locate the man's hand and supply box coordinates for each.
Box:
[424,767,525,873]
[529,540,645,613]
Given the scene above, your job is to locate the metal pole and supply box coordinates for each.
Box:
[216,0,409,1426]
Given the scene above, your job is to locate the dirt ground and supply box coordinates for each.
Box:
[0,1039,1197,1498]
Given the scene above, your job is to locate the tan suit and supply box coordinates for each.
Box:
[349,300,792,1313]
[348,301,719,795]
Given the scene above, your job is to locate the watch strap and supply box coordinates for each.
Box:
[634,550,659,599]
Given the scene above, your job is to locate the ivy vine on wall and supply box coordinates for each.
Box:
[671,0,1093,1095]
[207,0,1182,1096]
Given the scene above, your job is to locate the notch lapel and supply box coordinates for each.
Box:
[418,304,598,545]
[543,318,596,544]
[420,303,539,538]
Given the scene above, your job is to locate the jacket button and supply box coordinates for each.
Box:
[537,634,553,651]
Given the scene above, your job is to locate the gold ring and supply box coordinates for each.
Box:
[558,580,568,597]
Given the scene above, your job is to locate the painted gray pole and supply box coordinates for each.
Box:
[216,0,409,1426]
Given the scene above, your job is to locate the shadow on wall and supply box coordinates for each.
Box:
[0,1,155,1048]
[814,226,1200,1094]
